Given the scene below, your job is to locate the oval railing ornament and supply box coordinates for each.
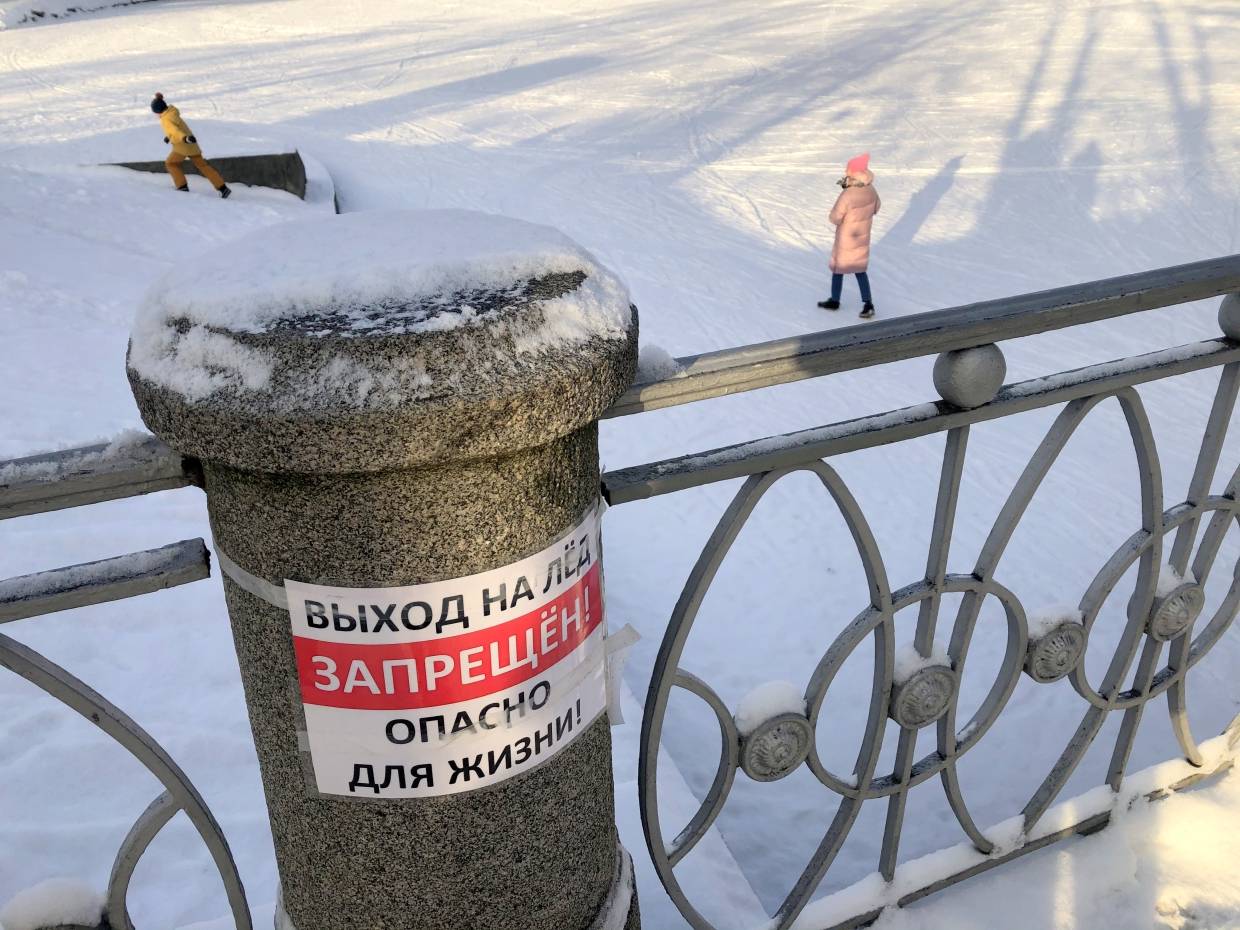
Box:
[638,362,1240,930]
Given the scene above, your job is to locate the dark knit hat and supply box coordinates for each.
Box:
[150,92,168,114]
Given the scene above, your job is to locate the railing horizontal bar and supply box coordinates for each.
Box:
[0,539,211,623]
[894,765,1237,907]
[892,811,1112,912]
[0,434,196,520]
[603,339,1240,504]
[605,254,1240,418]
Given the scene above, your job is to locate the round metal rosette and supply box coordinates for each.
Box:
[888,664,957,729]
[1148,582,1206,641]
[1024,622,1087,683]
[738,712,814,782]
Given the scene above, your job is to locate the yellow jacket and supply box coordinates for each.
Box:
[160,106,202,157]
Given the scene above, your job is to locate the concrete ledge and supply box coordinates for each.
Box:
[110,151,316,203]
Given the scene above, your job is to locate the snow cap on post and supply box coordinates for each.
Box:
[127,209,638,474]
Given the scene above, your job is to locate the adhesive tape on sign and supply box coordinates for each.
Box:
[283,504,611,798]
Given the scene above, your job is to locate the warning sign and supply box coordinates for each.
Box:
[287,505,607,798]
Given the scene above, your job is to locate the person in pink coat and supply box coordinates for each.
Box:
[819,153,881,318]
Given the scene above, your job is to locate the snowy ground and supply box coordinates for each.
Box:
[2,0,1240,928]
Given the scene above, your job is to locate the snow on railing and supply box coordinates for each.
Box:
[8,253,1238,521]
[0,539,210,624]
[603,338,1240,503]
[0,430,195,520]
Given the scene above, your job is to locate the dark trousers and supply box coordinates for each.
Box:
[831,271,872,303]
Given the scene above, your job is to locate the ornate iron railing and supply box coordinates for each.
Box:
[0,444,251,930]
[603,258,1240,930]
[6,255,1240,930]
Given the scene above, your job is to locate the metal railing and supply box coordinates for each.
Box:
[4,254,1240,930]
[0,434,196,520]
[0,445,250,930]
[598,255,1240,930]
[605,253,1240,417]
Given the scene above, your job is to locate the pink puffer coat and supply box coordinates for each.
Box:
[829,177,880,274]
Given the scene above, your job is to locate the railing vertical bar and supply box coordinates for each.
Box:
[107,791,181,930]
[879,430,969,882]
[1163,364,1239,767]
[774,618,895,930]
[1106,637,1164,790]
[878,730,916,882]
[915,427,970,652]
[1021,704,1109,829]
[936,578,1000,854]
[639,470,785,930]
[1101,391,1168,792]
[1169,363,1240,573]
[1165,630,1204,766]
[1188,461,1240,586]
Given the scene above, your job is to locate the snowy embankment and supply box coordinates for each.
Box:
[2,1,1240,928]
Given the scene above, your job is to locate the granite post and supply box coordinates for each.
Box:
[127,215,640,930]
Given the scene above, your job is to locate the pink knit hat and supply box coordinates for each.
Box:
[846,152,871,180]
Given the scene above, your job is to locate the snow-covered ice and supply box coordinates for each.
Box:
[3,0,1240,928]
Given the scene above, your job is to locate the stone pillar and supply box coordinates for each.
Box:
[126,211,639,930]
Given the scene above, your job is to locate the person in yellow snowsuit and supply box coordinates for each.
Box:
[150,93,231,198]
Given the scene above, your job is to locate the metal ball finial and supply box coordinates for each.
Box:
[933,343,1007,409]
[1220,293,1240,340]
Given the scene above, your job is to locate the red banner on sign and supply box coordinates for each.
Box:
[293,564,602,711]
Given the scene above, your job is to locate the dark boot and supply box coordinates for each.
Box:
[817,299,841,310]
[219,184,232,199]
[860,301,876,319]
[176,184,189,192]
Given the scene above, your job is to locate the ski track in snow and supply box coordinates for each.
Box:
[2,1,1240,928]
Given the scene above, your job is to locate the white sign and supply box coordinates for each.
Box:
[287,505,607,798]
